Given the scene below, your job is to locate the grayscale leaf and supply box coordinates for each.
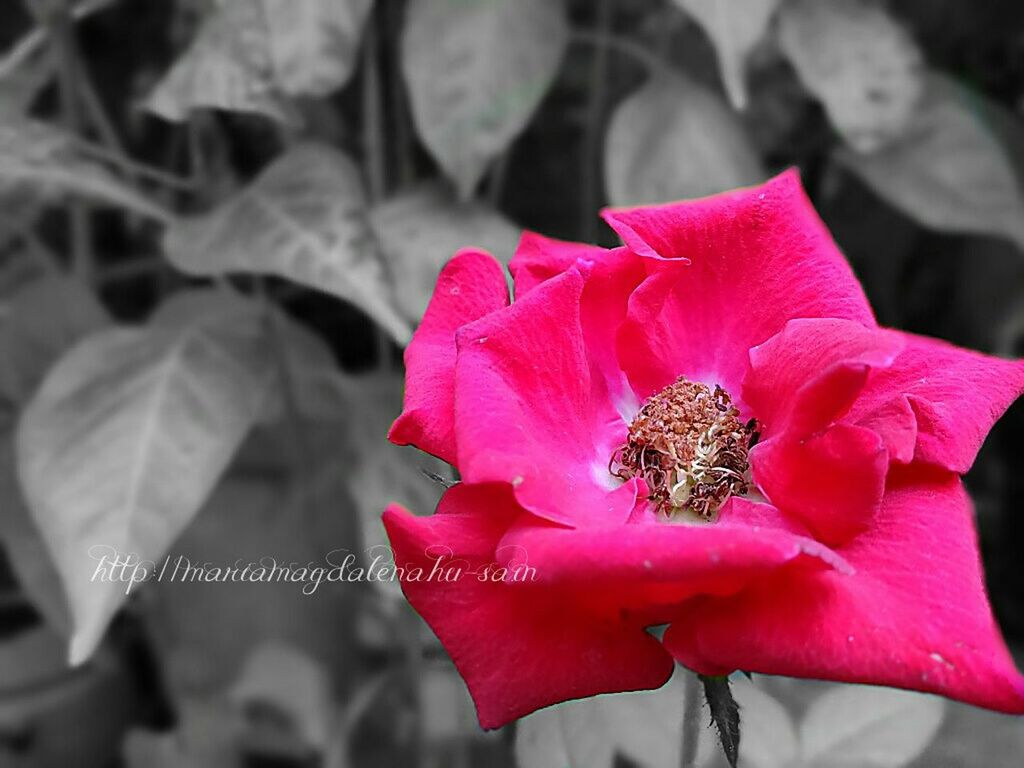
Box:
[0,434,71,636]
[515,668,716,768]
[370,182,519,323]
[261,0,374,97]
[672,0,781,109]
[401,0,568,199]
[333,371,447,601]
[799,684,945,768]
[15,289,275,664]
[0,117,171,223]
[229,642,332,751]
[0,275,111,405]
[164,143,411,344]
[730,677,798,768]
[145,0,298,124]
[145,0,373,122]
[778,0,925,153]
[604,72,764,206]
[837,74,1024,251]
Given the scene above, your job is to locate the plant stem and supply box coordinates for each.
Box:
[258,284,315,514]
[681,668,702,768]
[580,0,613,243]
[570,28,668,76]
[486,151,509,208]
[51,7,93,284]
[77,140,197,191]
[361,16,386,203]
[0,0,114,80]
[360,11,395,371]
[387,0,415,188]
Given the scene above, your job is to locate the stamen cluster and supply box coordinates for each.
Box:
[610,377,758,520]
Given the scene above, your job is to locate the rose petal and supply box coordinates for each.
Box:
[579,247,647,417]
[383,484,675,729]
[751,425,888,545]
[665,466,1024,714]
[846,331,1024,472]
[454,267,636,527]
[744,318,904,438]
[389,249,509,464]
[509,230,609,296]
[496,510,851,622]
[608,169,875,399]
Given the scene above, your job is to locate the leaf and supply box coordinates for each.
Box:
[145,0,372,123]
[515,702,572,768]
[604,71,764,206]
[333,371,447,601]
[0,276,108,637]
[145,0,298,124]
[701,675,740,768]
[265,313,350,423]
[15,289,276,664]
[260,0,374,97]
[146,0,373,123]
[401,0,569,199]
[0,275,111,405]
[163,143,411,344]
[729,677,798,768]
[140,451,356,698]
[419,662,482,742]
[124,697,242,768]
[515,667,716,768]
[799,684,945,768]
[0,117,171,222]
[229,641,332,752]
[672,0,781,109]
[369,182,520,323]
[837,74,1024,250]
[0,435,71,636]
[777,0,925,153]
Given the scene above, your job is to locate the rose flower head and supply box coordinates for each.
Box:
[383,170,1024,729]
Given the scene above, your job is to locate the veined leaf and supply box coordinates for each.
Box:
[261,0,374,97]
[0,434,71,636]
[146,0,296,123]
[515,667,716,768]
[0,277,110,637]
[799,684,945,767]
[778,0,925,153]
[837,74,1024,250]
[369,182,519,323]
[164,143,411,344]
[146,0,373,123]
[0,276,111,405]
[672,0,781,109]
[124,698,240,768]
[401,0,568,200]
[0,117,171,223]
[229,642,332,751]
[15,289,276,664]
[730,677,798,768]
[419,662,483,742]
[334,371,447,600]
[604,72,764,206]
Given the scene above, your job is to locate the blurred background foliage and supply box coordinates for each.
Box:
[1,0,1024,766]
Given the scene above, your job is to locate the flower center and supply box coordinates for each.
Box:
[610,377,758,520]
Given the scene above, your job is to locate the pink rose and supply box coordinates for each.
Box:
[383,170,1024,729]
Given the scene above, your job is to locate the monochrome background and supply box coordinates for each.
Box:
[1,0,1023,766]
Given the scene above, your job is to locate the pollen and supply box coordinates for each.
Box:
[609,377,758,521]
